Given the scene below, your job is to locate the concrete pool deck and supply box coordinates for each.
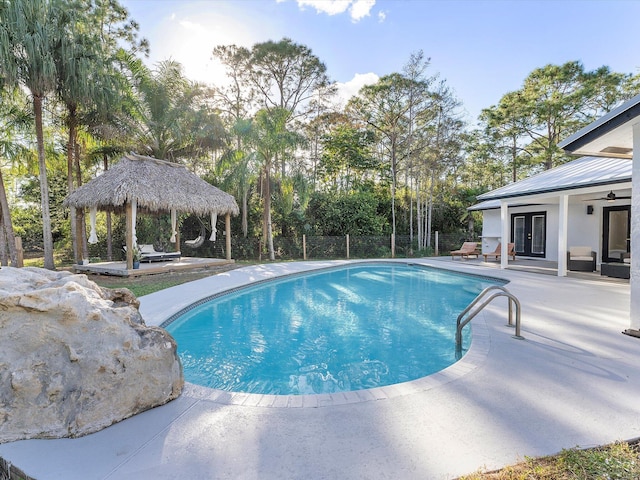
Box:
[1,258,639,479]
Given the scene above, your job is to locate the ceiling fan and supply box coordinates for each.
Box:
[584,190,632,202]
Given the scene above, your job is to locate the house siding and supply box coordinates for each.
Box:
[480,202,615,265]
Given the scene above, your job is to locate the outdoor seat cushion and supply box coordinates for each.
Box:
[569,246,593,258]
[139,244,156,254]
[571,255,594,261]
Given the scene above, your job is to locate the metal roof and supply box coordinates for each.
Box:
[467,199,501,211]
[476,156,632,201]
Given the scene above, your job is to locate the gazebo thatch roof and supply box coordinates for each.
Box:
[64,154,239,216]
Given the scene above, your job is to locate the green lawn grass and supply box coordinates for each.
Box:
[458,440,640,479]
[23,256,246,297]
[90,263,247,297]
[95,277,202,297]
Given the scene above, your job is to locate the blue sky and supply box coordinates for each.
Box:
[120,0,640,126]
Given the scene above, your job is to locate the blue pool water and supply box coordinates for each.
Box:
[165,263,504,395]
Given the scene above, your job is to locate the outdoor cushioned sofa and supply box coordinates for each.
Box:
[601,252,631,279]
[567,246,596,272]
[138,244,181,262]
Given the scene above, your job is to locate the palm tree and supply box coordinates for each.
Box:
[127,59,226,163]
[55,21,103,263]
[215,120,258,238]
[0,0,78,269]
[54,0,143,263]
[0,86,33,266]
[248,108,303,260]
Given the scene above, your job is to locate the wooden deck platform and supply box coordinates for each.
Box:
[72,257,234,277]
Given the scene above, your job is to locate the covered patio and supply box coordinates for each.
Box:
[444,255,630,283]
[64,154,239,274]
[558,92,640,336]
[470,155,632,277]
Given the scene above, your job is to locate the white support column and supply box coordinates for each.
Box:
[630,123,640,331]
[557,194,568,277]
[500,201,509,269]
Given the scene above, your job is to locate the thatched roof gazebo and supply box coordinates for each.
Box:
[64,154,239,269]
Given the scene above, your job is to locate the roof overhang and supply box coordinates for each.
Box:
[471,182,632,210]
[479,177,631,201]
[558,93,640,158]
[467,199,547,211]
[467,199,501,211]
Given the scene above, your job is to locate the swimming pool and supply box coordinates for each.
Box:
[164,263,505,395]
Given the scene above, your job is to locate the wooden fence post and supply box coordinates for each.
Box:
[15,237,24,267]
[225,213,232,261]
[303,234,307,260]
[346,234,350,259]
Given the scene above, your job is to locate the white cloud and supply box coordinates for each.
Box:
[138,5,381,94]
[295,0,376,22]
[350,0,375,21]
[335,72,379,105]
[297,0,351,15]
[377,10,387,22]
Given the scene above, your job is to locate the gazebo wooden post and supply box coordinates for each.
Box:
[225,213,232,260]
[175,230,180,254]
[125,201,133,270]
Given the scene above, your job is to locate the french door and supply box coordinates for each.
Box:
[511,212,546,258]
[602,205,630,263]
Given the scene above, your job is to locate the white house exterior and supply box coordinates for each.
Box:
[557,93,640,336]
[470,156,632,274]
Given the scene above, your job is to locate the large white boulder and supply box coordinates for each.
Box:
[0,267,183,443]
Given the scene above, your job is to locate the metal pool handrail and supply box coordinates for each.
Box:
[456,285,523,349]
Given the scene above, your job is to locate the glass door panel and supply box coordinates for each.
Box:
[511,212,546,258]
[513,216,525,254]
[531,215,545,255]
[603,206,630,263]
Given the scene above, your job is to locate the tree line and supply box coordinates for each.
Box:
[1,0,639,268]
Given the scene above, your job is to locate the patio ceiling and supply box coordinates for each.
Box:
[558,93,640,158]
[558,92,640,334]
